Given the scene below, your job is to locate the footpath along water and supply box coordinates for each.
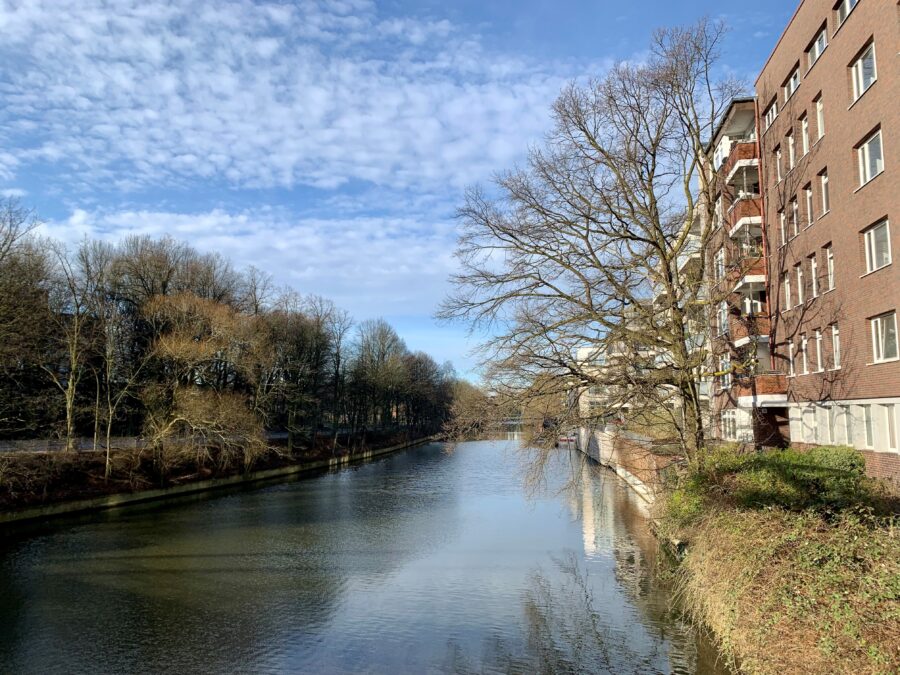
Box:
[0,440,729,674]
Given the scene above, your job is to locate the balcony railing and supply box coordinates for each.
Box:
[727,196,762,235]
[719,140,759,180]
[729,313,771,342]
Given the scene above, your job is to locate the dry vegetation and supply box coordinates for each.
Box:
[660,446,900,675]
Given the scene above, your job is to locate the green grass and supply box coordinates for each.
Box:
[661,445,900,674]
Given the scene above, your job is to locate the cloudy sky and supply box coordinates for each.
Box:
[1,0,795,376]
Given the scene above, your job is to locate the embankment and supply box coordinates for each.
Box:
[576,432,900,674]
[0,434,441,527]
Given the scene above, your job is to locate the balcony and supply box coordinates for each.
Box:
[720,140,759,184]
[676,235,703,273]
[727,256,767,293]
[729,313,771,345]
[727,196,763,238]
[733,371,787,407]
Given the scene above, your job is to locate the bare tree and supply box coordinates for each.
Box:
[440,19,744,465]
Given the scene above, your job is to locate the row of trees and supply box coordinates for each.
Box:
[0,198,456,475]
[440,19,743,464]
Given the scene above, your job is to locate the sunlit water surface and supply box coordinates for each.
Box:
[0,441,728,674]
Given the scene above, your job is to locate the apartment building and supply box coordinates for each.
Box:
[707,98,788,446]
[756,0,899,479]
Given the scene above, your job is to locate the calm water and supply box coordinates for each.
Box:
[0,441,727,674]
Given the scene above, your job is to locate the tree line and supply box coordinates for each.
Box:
[0,198,456,476]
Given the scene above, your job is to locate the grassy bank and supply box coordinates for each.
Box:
[659,446,900,675]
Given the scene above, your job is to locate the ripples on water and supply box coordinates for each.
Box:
[0,441,728,674]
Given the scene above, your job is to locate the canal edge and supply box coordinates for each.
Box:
[0,435,443,528]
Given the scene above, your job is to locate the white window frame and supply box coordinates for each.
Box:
[836,0,859,26]
[784,272,792,310]
[722,410,737,440]
[832,324,841,369]
[858,130,884,186]
[851,43,877,102]
[808,29,827,69]
[842,404,853,445]
[796,264,804,305]
[787,133,795,170]
[801,116,810,156]
[862,404,874,448]
[863,220,891,273]
[815,97,825,140]
[810,254,818,297]
[801,333,809,374]
[885,404,898,451]
[714,247,726,281]
[779,211,787,246]
[791,199,799,237]
[764,102,778,131]
[717,300,729,335]
[814,329,823,372]
[784,67,800,101]
[775,148,783,182]
[820,171,830,213]
[871,311,899,363]
[825,245,834,290]
[805,186,814,225]
[788,342,796,376]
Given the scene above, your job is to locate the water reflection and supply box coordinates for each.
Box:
[0,441,726,674]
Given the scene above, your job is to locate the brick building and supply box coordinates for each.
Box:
[707,98,789,446]
[753,0,899,480]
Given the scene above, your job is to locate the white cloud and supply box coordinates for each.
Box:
[1,0,590,193]
[1,188,27,198]
[38,205,460,319]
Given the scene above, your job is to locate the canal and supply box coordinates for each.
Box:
[0,441,727,674]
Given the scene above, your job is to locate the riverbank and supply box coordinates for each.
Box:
[0,432,441,527]
[576,435,900,673]
[658,446,900,675]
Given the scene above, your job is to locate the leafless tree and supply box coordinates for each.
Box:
[440,19,745,466]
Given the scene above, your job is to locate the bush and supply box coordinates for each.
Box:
[667,444,876,517]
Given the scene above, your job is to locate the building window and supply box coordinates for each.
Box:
[807,28,828,69]
[842,404,853,445]
[714,247,726,281]
[783,272,792,310]
[820,170,830,213]
[851,43,877,101]
[796,263,804,305]
[804,185,814,225]
[863,220,891,273]
[857,130,883,186]
[800,116,810,156]
[719,354,731,388]
[783,67,800,101]
[787,132,795,170]
[721,410,737,440]
[717,301,729,335]
[779,211,787,247]
[788,342,796,376]
[801,333,809,374]
[862,404,874,448]
[836,0,859,25]
[871,311,899,363]
[791,198,799,237]
[815,96,825,139]
[886,405,898,451]
[832,324,841,369]
[825,244,834,290]
[814,329,823,372]
[774,147,782,182]
[809,254,818,297]
[764,101,777,130]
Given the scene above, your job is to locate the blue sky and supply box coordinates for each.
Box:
[0,0,796,378]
